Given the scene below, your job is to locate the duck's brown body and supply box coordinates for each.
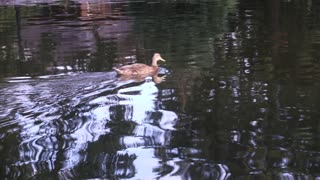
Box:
[114,63,158,76]
[118,73,166,84]
[114,53,165,76]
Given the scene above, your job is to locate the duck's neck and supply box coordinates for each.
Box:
[151,60,158,67]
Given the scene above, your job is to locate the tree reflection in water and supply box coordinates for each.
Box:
[0,0,320,179]
[0,72,194,179]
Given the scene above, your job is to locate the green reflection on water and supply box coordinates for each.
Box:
[0,0,319,179]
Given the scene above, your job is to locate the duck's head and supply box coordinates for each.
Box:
[152,53,166,66]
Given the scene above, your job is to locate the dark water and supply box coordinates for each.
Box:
[0,0,319,179]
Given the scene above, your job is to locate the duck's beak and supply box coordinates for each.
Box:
[159,57,166,62]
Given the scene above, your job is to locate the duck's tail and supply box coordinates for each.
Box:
[113,67,122,74]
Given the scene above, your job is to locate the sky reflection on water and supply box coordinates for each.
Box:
[0,0,320,179]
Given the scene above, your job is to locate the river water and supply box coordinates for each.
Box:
[0,0,319,179]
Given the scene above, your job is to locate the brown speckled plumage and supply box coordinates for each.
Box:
[114,53,165,76]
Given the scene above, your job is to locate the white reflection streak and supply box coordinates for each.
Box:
[63,118,111,170]
[117,81,158,123]
[115,81,177,147]
[132,124,169,146]
[158,110,177,130]
[19,135,44,163]
[159,162,230,180]
[63,80,177,172]
[158,158,190,180]
[120,136,145,148]
[118,147,159,179]
[114,81,178,179]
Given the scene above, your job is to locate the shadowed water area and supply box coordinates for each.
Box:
[0,0,319,179]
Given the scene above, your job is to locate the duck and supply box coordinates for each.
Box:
[118,73,166,84]
[114,53,165,76]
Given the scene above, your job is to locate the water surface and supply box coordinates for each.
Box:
[0,0,319,179]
